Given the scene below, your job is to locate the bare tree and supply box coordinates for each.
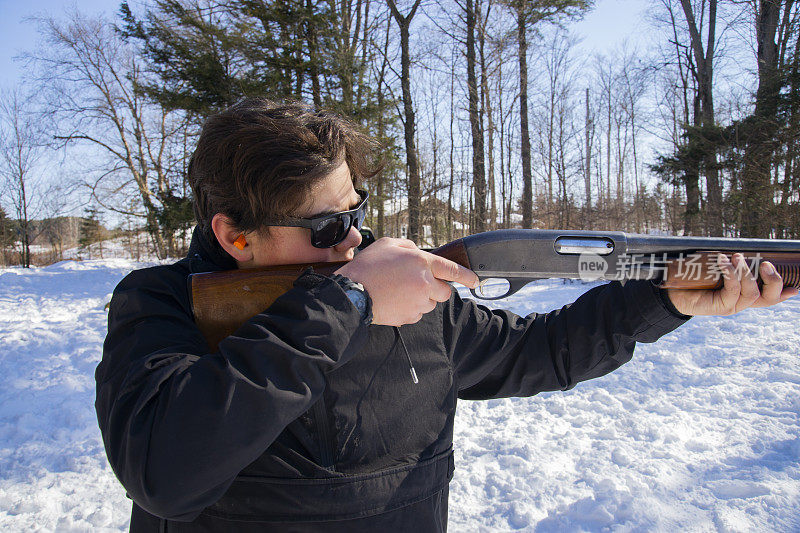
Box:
[29,11,191,259]
[477,0,499,230]
[386,0,423,243]
[583,87,593,215]
[465,0,488,231]
[0,90,47,267]
[497,0,589,229]
[513,1,534,229]
[595,55,615,212]
[617,47,648,229]
[660,0,702,234]
[448,45,458,240]
[531,31,578,227]
[371,11,393,238]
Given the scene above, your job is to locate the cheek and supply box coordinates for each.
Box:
[253,228,330,266]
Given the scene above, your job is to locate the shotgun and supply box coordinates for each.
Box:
[190,229,800,350]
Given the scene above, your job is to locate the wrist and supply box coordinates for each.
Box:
[330,274,373,325]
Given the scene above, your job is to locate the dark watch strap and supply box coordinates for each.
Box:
[330,274,373,325]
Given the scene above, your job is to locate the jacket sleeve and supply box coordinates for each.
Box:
[95,267,368,521]
[445,280,689,400]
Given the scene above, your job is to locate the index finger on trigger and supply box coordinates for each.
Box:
[428,254,479,289]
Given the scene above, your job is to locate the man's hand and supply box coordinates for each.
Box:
[335,237,479,326]
[666,253,799,316]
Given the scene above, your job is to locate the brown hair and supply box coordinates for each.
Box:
[188,98,380,245]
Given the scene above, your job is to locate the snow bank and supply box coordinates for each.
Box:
[0,260,154,531]
[451,281,800,532]
[0,264,798,531]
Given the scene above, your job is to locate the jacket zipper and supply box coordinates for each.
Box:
[312,395,335,469]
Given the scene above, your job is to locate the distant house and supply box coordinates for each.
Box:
[383,197,471,247]
[379,198,531,246]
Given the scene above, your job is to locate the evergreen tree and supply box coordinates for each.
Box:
[0,206,11,246]
[0,206,14,265]
[118,1,391,126]
[155,192,195,256]
[119,1,252,118]
[118,0,397,242]
[79,206,104,259]
[119,0,330,118]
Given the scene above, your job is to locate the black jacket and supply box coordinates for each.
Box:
[96,228,689,532]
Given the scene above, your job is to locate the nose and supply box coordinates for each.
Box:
[334,225,362,254]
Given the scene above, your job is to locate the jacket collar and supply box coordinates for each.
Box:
[186,226,238,272]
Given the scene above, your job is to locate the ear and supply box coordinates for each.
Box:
[211,213,254,263]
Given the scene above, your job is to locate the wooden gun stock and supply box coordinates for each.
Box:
[190,261,346,351]
[189,241,469,351]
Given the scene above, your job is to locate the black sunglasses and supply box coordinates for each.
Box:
[267,190,369,248]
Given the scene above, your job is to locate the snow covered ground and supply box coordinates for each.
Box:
[0,259,798,531]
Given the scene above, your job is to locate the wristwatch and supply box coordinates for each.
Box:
[331,275,373,325]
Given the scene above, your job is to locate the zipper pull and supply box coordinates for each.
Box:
[396,328,419,385]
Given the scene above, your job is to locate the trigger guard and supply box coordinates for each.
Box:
[470,287,505,301]
[470,278,531,300]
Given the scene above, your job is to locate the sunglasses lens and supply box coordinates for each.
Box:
[313,215,349,247]
[307,191,367,247]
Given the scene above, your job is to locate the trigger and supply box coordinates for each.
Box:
[469,286,482,299]
[471,278,500,300]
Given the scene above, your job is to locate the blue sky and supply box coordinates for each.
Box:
[0,0,121,91]
[574,0,650,54]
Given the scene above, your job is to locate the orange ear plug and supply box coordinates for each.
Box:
[233,234,247,250]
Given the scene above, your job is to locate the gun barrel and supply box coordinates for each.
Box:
[625,234,800,254]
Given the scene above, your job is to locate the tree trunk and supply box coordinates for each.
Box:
[679,0,722,235]
[467,0,487,232]
[741,0,782,237]
[448,49,456,241]
[606,83,612,207]
[683,167,701,235]
[584,87,592,215]
[479,3,497,230]
[683,93,703,235]
[305,0,322,107]
[20,176,30,268]
[517,7,533,229]
[780,19,800,237]
[374,15,390,237]
[547,75,555,226]
[339,0,354,115]
[355,0,371,111]
[498,60,508,228]
[387,0,422,243]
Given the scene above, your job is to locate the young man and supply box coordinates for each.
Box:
[96,98,796,532]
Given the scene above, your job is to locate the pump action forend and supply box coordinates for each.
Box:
[431,229,800,300]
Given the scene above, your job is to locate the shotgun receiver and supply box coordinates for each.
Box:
[190,229,800,350]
